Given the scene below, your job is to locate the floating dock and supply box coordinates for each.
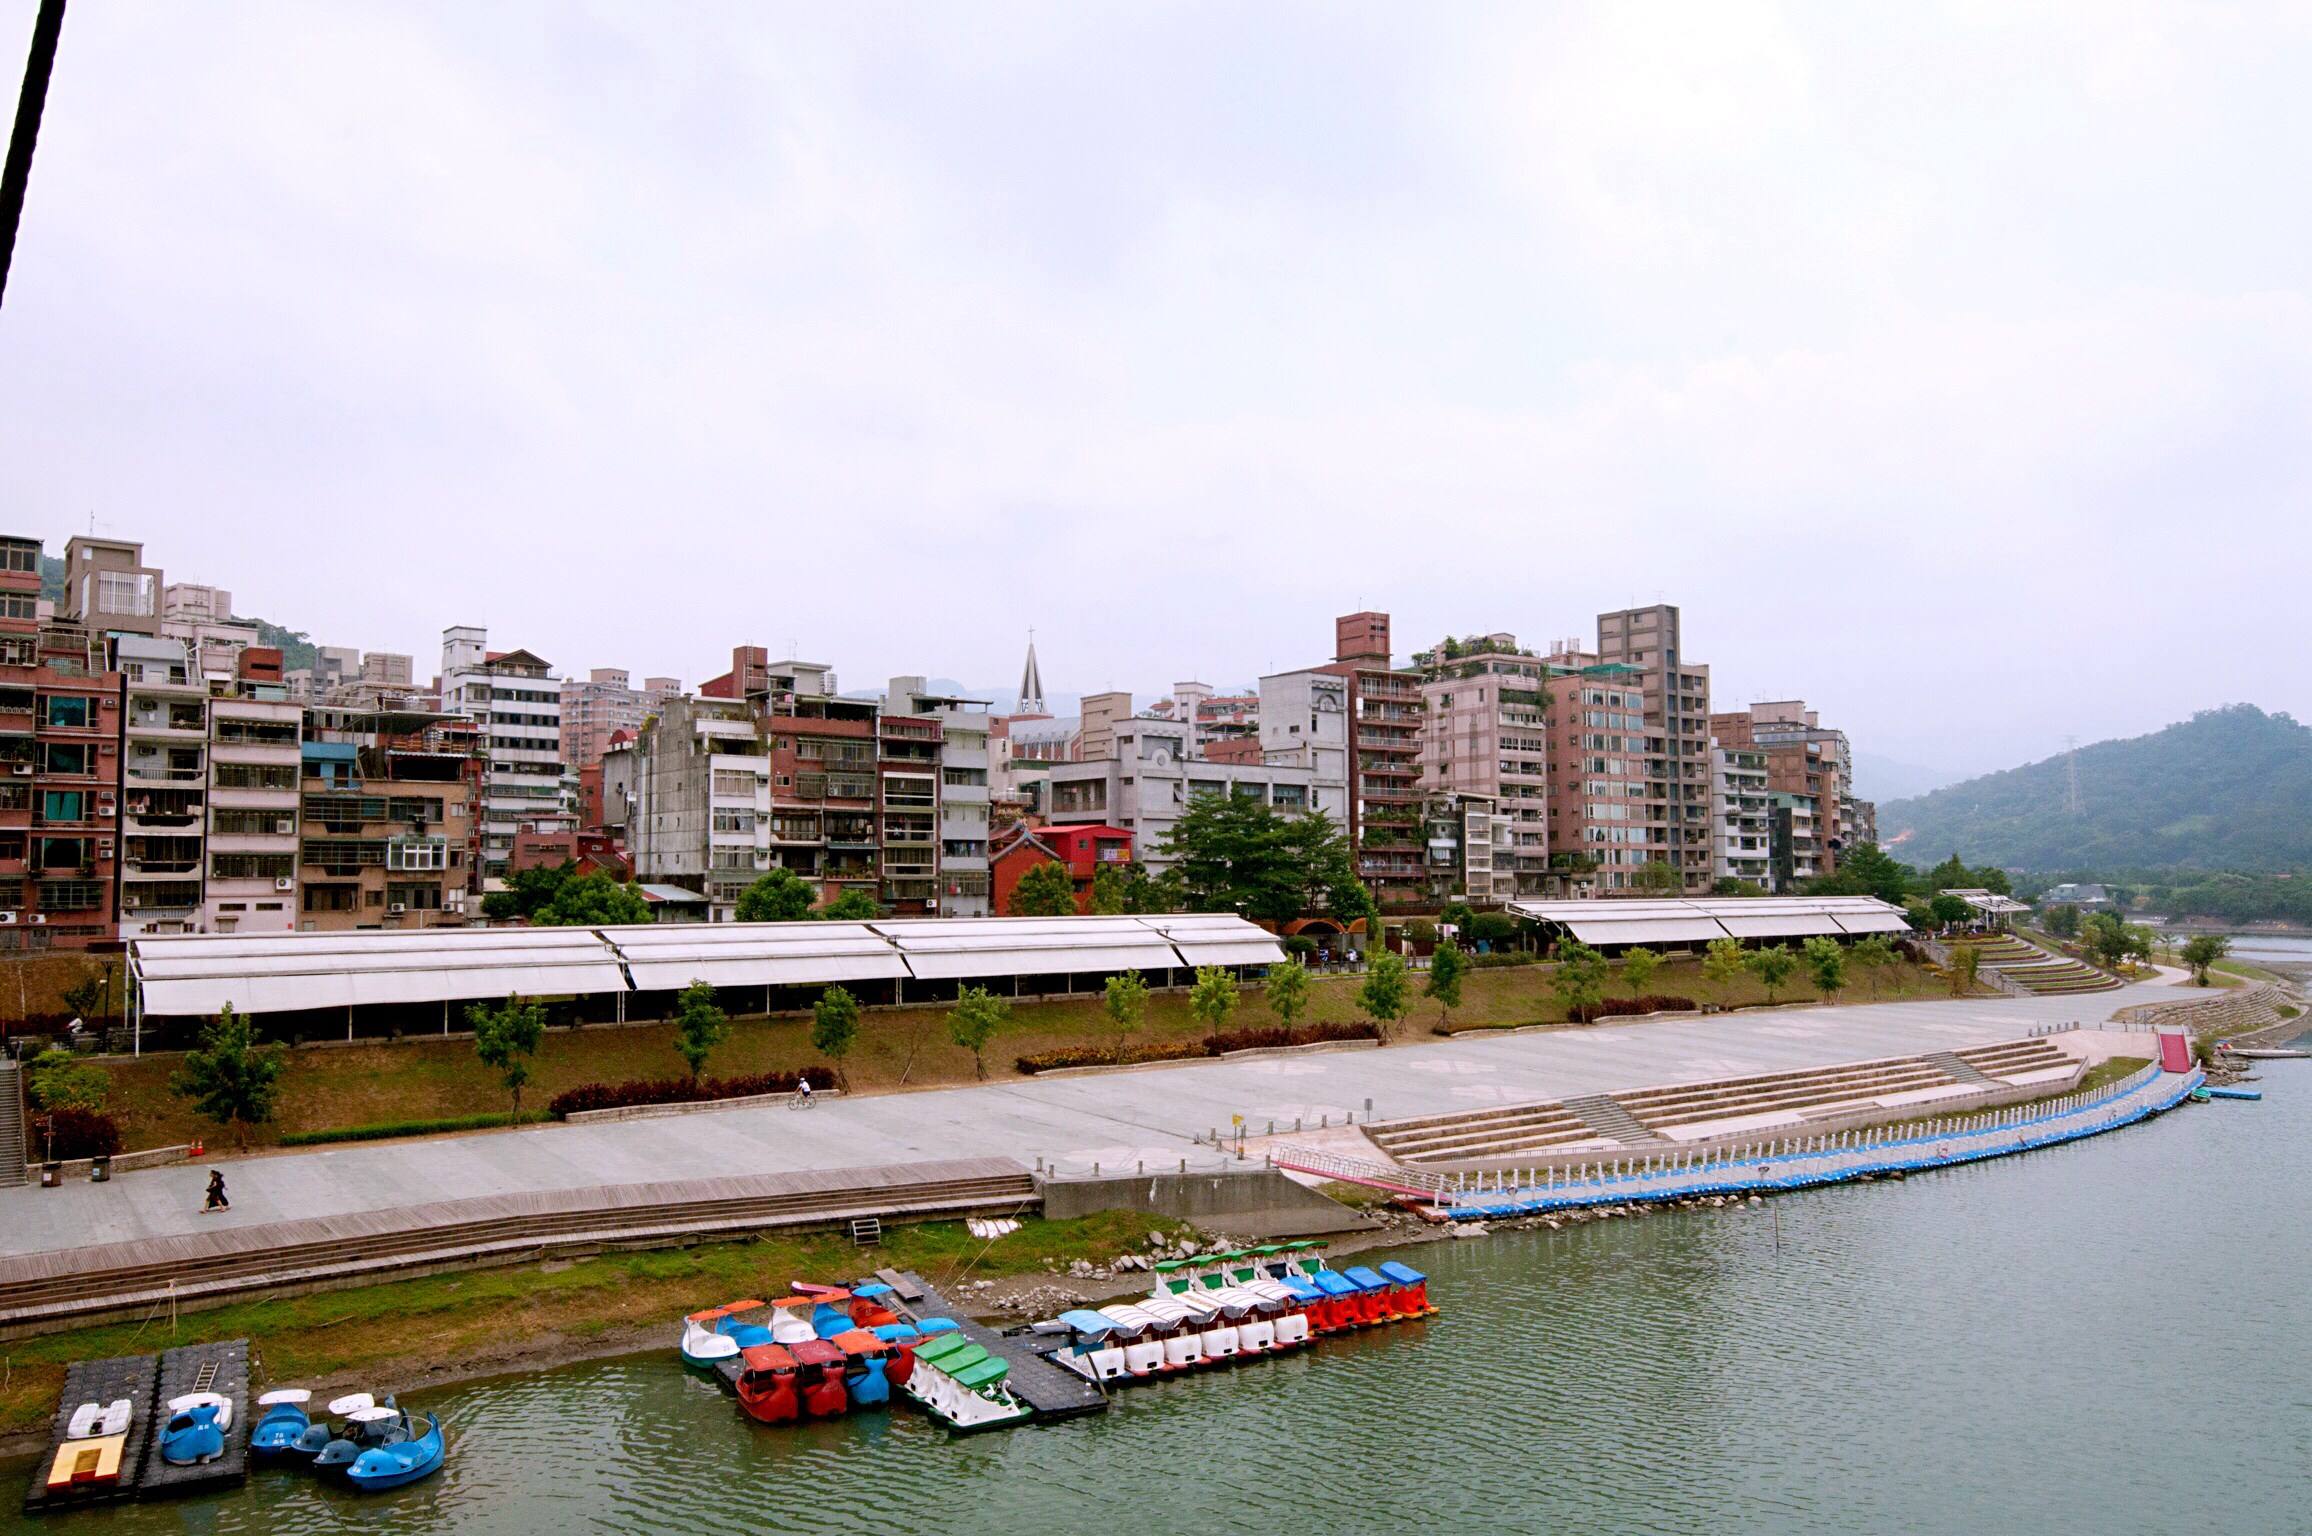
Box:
[136,1340,250,1499]
[21,1353,158,1517]
[882,1270,1108,1423]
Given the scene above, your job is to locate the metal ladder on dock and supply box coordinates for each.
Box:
[0,1062,24,1188]
[848,1216,882,1248]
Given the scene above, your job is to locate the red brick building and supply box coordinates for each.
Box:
[990,822,1132,914]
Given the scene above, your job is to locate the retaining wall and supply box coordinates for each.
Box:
[1037,1168,1374,1239]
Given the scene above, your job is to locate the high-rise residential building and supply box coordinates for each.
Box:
[876,706,944,916]
[1044,715,1320,873]
[887,677,989,916]
[1421,791,1512,904]
[1709,700,1853,878]
[1594,604,1714,892]
[1768,790,1824,891]
[441,625,569,878]
[1540,645,1654,893]
[1076,690,1132,764]
[1253,668,1350,826]
[1412,633,1553,897]
[118,634,207,935]
[561,667,681,774]
[630,691,769,919]
[204,648,301,935]
[1314,612,1425,909]
[1710,740,1772,890]
[298,706,477,929]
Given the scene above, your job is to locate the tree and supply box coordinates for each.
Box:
[1425,940,1469,1030]
[1159,797,1365,923]
[480,858,576,921]
[1850,934,1897,998]
[1469,911,1518,949]
[1744,944,1798,1004]
[1619,946,1659,997]
[1805,842,1912,905]
[1118,861,1175,915]
[1802,936,1847,1002]
[1701,937,1748,1001]
[820,889,884,921]
[169,1004,287,1146]
[534,871,653,926]
[1948,944,1981,997]
[1440,901,1475,936]
[61,965,116,1028]
[468,993,546,1113]
[1355,951,1411,1036]
[1552,940,1609,1022]
[811,985,861,1084]
[2041,903,2082,939]
[1102,969,1148,1057]
[1926,893,1974,932]
[947,985,1009,1079]
[1264,958,1311,1027]
[1089,862,1129,915]
[1009,859,1080,917]
[1189,965,1240,1044]
[735,869,816,922]
[2081,911,2154,971]
[1633,860,1683,894]
[673,980,729,1082]
[26,1049,109,1113]
[2180,934,2229,986]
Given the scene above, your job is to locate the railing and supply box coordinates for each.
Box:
[1271,1060,2194,1214]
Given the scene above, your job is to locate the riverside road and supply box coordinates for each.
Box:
[0,979,2189,1259]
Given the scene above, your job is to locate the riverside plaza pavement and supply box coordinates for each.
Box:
[0,977,2191,1260]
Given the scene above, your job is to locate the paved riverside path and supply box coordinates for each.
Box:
[0,982,2181,1261]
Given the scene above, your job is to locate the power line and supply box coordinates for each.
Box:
[0,0,68,310]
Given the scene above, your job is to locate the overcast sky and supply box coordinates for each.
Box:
[1,2,2306,779]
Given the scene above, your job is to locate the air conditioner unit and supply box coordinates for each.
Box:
[274,877,294,891]
[0,911,16,925]
[97,839,113,857]
[29,913,45,924]
[9,764,28,776]
[388,902,407,914]
[275,818,294,834]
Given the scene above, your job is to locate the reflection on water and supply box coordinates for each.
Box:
[13,1074,2310,1535]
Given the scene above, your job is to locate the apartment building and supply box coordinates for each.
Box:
[561,667,681,774]
[990,821,1133,914]
[991,713,1076,813]
[887,676,990,916]
[876,707,944,915]
[118,634,207,935]
[298,707,476,929]
[1541,651,1657,891]
[1593,605,1714,892]
[1412,633,1552,897]
[1044,716,1319,873]
[1314,613,1425,909]
[204,648,301,935]
[1710,741,1773,890]
[1768,790,1823,891]
[1253,668,1351,826]
[441,626,570,878]
[629,692,769,919]
[1709,700,1853,877]
[1421,791,1514,904]
[58,536,162,638]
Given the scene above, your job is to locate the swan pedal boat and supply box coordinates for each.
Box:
[158,1392,234,1466]
[249,1389,315,1461]
[346,1410,446,1492]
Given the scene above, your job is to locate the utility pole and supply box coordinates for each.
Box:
[2063,735,2083,817]
[0,0,69,310]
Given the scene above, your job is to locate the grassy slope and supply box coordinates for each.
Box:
[82,957,1964,1150]
[0,1210,1193,1440]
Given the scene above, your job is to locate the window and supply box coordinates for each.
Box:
[386,883,443,909]
[0,594,34,620]
[711,769,761,797]
[39,790,83,823]
[42,695,90,728]
[709,847,760,870]
[0,637,31,666]
[1,542,36,573]
[387,837,447,871]
[214,718,298,745]
[212,852,295,880]
[40,742,88,775]
[37,878,104,910]
[0,831,21,861]
[303,884,360,912]
[215,808,294,835]
[96,570,155,618]
[941,767,987,787]
[712,808,756,833]
[215,763,297,790]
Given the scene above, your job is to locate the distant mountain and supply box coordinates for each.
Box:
[1853,752,1969,802]
[1879,705,2312,872]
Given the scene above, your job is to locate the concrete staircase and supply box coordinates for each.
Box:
[1563,1094,1666,1147]
[1926,1050,1997,1086]
[0,1063,22,1189]
[1365,1100,1612,1164]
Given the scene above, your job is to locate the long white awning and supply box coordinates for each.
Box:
[131,928,629,1016]
[879,916,1182,980]
[1559,917,1727,945]
[1135,914,1291,968]
[602,923,908,990]
[1506,895,1911,946]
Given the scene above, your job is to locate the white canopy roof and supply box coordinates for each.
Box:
[132,913,1289,1015]
[1505,895,1911,947]
[131,928,629,1017]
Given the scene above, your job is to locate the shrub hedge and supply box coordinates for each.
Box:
[280,1111,548,1146]
[29,1108,121,1162]
[1016,1020,1379,1074]
[547,1070,809,1119]
[1471,951,1538,969]
[1575,994,1699,1024]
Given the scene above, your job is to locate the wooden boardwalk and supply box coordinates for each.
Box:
[0,1159,1034,1336]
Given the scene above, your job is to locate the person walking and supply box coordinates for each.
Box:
[202,1168,229,1214]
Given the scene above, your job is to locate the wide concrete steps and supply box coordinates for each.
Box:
[1367,1101,1608,1162]
[0,1159,1035,1334]
[1616,1055,1959,1131]
[0,1064,22,1189]
[1954,1038,2078,1080]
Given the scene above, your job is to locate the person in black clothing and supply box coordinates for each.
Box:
[202,1169,229,1213]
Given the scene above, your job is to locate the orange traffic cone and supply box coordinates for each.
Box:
[189,1137,204,1158]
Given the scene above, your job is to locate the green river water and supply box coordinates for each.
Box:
[11,1051,2309,1535]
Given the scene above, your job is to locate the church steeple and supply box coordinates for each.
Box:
[1018,633,1046,715]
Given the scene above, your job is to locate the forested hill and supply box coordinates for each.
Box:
[1880,705,2312,872]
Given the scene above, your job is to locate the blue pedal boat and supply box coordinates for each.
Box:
[248,1389,314,1462]
[347,1412,445,1492]
[158,1392,233,1466]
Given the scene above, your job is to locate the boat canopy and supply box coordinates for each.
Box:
[870,1324,922,1343]
[1378,1261,1427,1285]
[347,1406,399,1424]
[739,1344,796,1371]
[787,1338,845,1366]
[912,1317,961,1333]
[326,1393,375,1416]
[952,1356,1011,1390]
[256,1389,311,1406]
[829,1329,886,1354]
[933,1342,990,1374]
[1343,1266,1388,1290]
[915,1332,977,1364]
[1311,1272,1357,1297]
[1274,1275,1323,1302]
[852,1282,893,1298]
[1059,1310,1116,1335]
